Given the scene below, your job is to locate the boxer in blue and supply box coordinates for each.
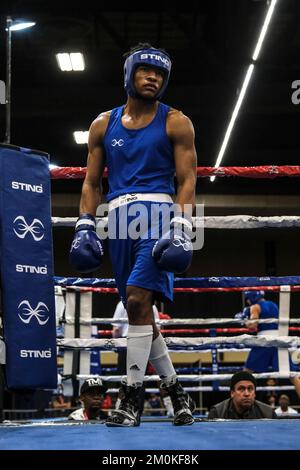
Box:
[235,290,300,398]
[69,43,197,426]
[239,290,280,372]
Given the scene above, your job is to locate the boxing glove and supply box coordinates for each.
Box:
[69,213,104,273]
[152,215,193,274]
[234,307,251,321]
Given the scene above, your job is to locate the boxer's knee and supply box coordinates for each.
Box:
[126,286,153,324]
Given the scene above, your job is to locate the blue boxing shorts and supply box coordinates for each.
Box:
[245,347,279,373]
[245,346,300,372]
[107,195,174,304]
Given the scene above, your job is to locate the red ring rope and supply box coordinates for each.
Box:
[50,165,300,180]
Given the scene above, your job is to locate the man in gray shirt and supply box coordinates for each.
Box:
[208,371,276,419]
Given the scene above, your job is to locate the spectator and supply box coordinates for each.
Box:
[147,393,162,416]
[208,371,277,419]
[68,378,109,421]
[51,393,71,410]
[260,378,278,407]
[275,394,298,416]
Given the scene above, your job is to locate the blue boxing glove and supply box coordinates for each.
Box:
[69,214,104,273]
[152,214,193,274]
[234,307,251,321]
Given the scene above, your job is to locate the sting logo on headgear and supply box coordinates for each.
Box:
[13,216,45,241]
[18,300,50,325]
[124,47,172,100]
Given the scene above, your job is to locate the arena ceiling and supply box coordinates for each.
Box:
[0,0,299,195]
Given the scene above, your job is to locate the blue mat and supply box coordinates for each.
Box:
[0,420,300,450]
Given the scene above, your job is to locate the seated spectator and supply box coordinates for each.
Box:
[51,393,71,410]
[260,378,278,407]
[147,393,162,416]
[51,376,71,410]
[208,371,277,419]
[68,378,109,421]
[275,394,298,416]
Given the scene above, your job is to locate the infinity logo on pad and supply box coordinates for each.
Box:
[13,216,45,241]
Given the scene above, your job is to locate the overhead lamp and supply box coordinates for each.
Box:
[9,21,36,31]
[210,0,278,182]
[5,16,35,143]
[73,131,89,144]
[56,53,85,72]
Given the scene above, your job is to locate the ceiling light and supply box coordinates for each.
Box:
[73,131,89,144]
[252,0,278,61]
[70,53,85,71]
[9,21,36,31]
[210,0,278,182]
[56,53,85,72]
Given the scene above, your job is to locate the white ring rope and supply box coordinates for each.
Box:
[76,372,300,382]
[64,317,300,325]
[105,385,296,393]
[57,334,300,349]
[52,215,300,230]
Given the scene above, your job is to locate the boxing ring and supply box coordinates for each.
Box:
[1,419,300,450]
[1,157,300,451]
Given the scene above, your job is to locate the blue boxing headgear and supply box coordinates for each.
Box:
[124,47,171,100]
[244,290,265,305]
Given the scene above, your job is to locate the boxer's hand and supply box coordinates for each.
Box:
[69,214,104,273]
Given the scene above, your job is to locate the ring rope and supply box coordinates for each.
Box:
[105,385,296,393]
[50,165,300,180]
[57,334,300,349]
[96,327,300,335]
[63,317,300,325]
[54,275,300,288]
[51,215,300,230]
[76,372,300,382]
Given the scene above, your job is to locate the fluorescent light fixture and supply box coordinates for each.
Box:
[252,0,278,61]
[70,53,85,71]
[56,53,72,71]
[73,131,89,144]
[56,53,85,72]
[210,0,278,182]
[210,64,254,182]
[9,21,36,31]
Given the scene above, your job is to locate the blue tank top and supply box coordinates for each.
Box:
[103,102,175,201]
[257,300,279,332]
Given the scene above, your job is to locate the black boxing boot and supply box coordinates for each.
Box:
[106,381,142,427]
[161,379,195,425]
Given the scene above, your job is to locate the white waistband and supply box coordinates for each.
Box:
[257,329,278,336]
[108,193,173,211]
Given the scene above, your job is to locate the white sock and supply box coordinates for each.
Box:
[126,324,153,387]
[149,334,177,385]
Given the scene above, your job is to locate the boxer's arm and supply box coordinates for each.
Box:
[167,110,197,215]
[79,112,109,216]
[246,304,261,330]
